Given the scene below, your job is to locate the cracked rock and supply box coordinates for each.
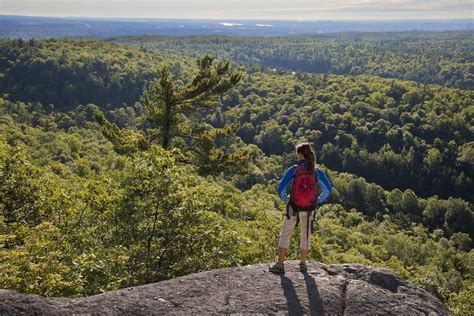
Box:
[0,261,452,315]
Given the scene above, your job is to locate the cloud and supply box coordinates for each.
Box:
[211,0,473,13]
[0,0,472,19]
[201,0,474,19]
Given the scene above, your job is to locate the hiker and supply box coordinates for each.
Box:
[269,142,332,273]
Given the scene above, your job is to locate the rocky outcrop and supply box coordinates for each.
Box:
[0,260,451,315]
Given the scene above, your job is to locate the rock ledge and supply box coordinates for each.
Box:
[0,261,451,315]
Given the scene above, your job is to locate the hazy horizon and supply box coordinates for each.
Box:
[1,14,473,22]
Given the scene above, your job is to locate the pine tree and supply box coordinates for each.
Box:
[95,55,250,175]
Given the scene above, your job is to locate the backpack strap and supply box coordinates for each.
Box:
[309,168,319,238]
[289,164,305,206]
[285,164,300,219]
[306,209,310,244]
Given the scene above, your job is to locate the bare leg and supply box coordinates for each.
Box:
[300,249,309,263]
[277,247,287,264]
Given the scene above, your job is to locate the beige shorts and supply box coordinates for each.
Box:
[278,206,313,250]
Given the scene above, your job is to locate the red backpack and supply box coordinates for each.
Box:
[287,165,319,241]
[289,165,318,212]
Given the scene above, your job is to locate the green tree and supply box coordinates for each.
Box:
[0,142,45,227]
[141,55,242,149]
[95,55,250,175]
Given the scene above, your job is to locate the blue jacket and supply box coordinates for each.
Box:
[278,159,333,204]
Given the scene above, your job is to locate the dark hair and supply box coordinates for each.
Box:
[296,142,316,172]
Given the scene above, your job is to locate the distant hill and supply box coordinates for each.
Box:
[0,15,473,39]
[112,32,474,90]
[0,38,191,108]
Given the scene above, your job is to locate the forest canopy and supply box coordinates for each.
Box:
[0,37,472,315]
[112,32,474,90]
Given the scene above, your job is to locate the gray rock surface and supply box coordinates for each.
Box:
[0,260,452,315]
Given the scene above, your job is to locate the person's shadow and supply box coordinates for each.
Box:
[279,274,304,315]
[302,271,324,315]
[279,271,324,316]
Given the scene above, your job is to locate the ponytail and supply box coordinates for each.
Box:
[296,142,316,172]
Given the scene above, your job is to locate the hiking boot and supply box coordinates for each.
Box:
[299,261,308,272]
[269,262,285,274]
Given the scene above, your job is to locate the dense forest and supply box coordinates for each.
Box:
[111,32,474,90]
[0,38,472,314]
[0,38,192,108]
[227,71,474,201]
[1,39,472,200]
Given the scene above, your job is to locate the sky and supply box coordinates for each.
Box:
[1,0,473,20]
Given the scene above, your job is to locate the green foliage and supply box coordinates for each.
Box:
[93,110,149,155]
[110,145,243,283]
[139,54,242,151]
[112,32,474,89]
[0,36,472,315]
[0,38,188,108]
[1,38,472,200]
[0,142,45,227]
[448,283,474,316]
[221,71,473,202]
[95,54,251,175]
[0,222,83,297]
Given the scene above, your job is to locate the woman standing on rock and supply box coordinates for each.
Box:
[269,142,332,273]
